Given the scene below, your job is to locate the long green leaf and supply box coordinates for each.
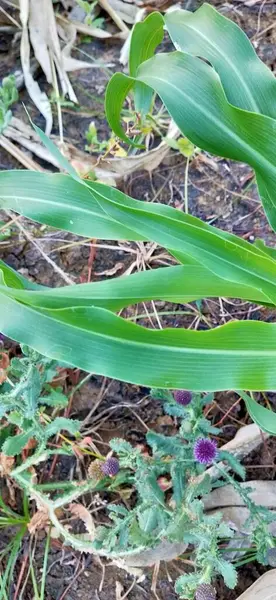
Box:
[0,170,141,241]
[105,51,276,230]
[2,170,276,303]
[238,390,276,434]
[2,290,276,390]
[129,11,164,114]
[0,261,272,310]
[86,179,276,304]
[165,4,276,117]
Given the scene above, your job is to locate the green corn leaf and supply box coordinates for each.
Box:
[238,390,276,434]
[129,12,164,114]
[165,4,276,117]
[3,291,276,391]
[254,239,276,261]
[0,261,273,311]
[2,429,35,456]
[0,171,141,241]
[44,417,81,438]
[2,172,276,302]
[105,51,276,230]
[32,123,78,178]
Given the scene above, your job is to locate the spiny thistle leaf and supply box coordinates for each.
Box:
[2,429,35,456]
[215,558,237,589]
[219,450,246,480]
[44,417,80,438]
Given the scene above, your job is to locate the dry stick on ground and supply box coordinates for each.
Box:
[0,4,21,27]
[5,210,74,285]
[0,136,44,171]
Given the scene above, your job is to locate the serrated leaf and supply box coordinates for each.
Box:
[219,450,246,480]
[171,462,185,506]
[150,388,174,402]
[138,506,158,533]
[216,558,237,589]
[146,431,180,456]
[108,504,129,517]
[118,523,129,549]
[189,474,212,500]
[21,365,41,416]
[0,403,10,419]
[7,411,23,426]
[109,438,133,454]
[175,572,201,595]
[2,429,35,456]
[44,417,80,438]
[39,387,68,408]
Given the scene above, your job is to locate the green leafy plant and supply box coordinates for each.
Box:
[1,5,276,431]
[76,0,104,29]
[0,75,18,134]
[85,120,110,153]
[0,345,80,456]
[3,374,274,599]
[93,390,276,599]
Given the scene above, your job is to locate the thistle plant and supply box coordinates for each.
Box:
[0,351,275,599]
[0,345,80,456]
[88,390,276,599]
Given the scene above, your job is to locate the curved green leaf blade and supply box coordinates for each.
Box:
[165,4,276,117]
[105,73,136,145]
[238,390,276,434]
[0,261,272,311]
[130,11,164,114]
[86,178,276,304]
[106,52,276,229]
[2,171,276,304]
[2,291,276,391]
[0,170,142,241]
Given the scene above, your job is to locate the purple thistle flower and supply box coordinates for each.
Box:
[195,583,216,600]
[174,390,192,406]
[101,457,120,477]
[193,438,218,465]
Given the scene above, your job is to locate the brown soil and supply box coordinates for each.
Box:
[0,0,276,598]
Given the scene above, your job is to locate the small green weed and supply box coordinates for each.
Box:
[0,75,18,134]
[76,0,105,29]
